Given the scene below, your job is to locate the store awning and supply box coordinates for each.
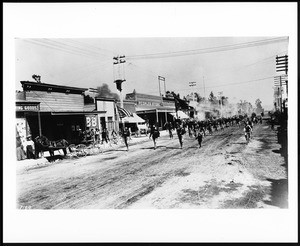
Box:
[51,111,106,115]
[170,110,190,119]
[123,113,145,123]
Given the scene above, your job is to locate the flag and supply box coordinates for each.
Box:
[174,95,189,111]
[117,105,133,118]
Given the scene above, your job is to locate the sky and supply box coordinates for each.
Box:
[15,36,288,109]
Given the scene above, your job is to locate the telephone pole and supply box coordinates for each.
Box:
[113,55,126,129]
[158,76,166,103]
[275,55,288,112]
[189,81,196,102]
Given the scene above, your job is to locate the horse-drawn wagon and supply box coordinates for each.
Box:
[34,136,70,158]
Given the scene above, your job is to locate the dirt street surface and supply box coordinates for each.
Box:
[17,121,288,209]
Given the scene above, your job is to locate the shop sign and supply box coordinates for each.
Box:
[16,104,40,111]
[138,101,160,106]
[86,115,98,128]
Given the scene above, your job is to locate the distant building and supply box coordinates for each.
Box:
[125,90,176,128]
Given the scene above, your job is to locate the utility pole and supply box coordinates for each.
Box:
[158,76,165,126]
[276,55,288,112]
[189,81,196,102]
[158,76,166,97]
[113,55,126,130]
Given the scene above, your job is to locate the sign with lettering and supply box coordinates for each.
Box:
[138,101,160,107]
[85,115,98,128]
[16,104,40,111]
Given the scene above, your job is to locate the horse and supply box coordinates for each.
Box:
[34,136,70,158]
[34,135,53,158]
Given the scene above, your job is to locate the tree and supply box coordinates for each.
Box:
[84,94,94,104]
[96,83,119,100]
[208,91,218,105]
[237,100,254,115]
[165,91,180,99]
[255,98,263,115]
[194,92,205,103]
[221,96,228,106]
[255,99,262,109]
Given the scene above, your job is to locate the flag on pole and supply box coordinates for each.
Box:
[117,105,133,118]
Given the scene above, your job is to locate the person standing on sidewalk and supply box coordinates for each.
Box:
[25,135,35,159]
[101,128,109,144]
[95,128,100,144]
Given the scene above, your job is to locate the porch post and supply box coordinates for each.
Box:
[37,110,42,136]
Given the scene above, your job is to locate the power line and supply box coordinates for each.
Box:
[144,75,275,95]
[126,53,283,93]
[127,62,159,78]
[23,39,106,60]
[127,37,288,60]
[62,59,111,77]
[63,39,117,57]
[66,62,113,84]
[204,51,288,83]
[23,39,100,59]
[204,75,275,89]
[23,39,95,58]
[43,38,105,58]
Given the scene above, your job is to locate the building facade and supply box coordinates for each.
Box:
[95,97,119,132]
[125,91,176,128]
[16,81,105,144]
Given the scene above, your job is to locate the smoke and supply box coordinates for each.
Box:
[96,83,120,100]
[193,100,239,120]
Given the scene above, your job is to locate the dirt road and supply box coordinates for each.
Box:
[17,121,288,209]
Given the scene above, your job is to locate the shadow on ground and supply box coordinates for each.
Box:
[45,155,65,162]
[264,178,288,208]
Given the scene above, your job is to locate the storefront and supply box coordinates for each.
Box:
[16,100,41,147]
[125,91,176,129]
[17,81,105,144]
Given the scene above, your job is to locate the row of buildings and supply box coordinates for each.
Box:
[16,80,190,146]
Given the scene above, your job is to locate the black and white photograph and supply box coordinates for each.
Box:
[3,2,298,243]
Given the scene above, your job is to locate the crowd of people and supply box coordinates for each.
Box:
[157,113,264,149]
[16,112,265,160]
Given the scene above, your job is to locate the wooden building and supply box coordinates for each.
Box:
[16,81,105,144]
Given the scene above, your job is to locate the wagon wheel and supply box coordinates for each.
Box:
[76,144,87,150]
[75,144,87,157]
[68,144,76,152]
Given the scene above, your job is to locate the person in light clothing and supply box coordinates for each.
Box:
[25,135,35,159]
